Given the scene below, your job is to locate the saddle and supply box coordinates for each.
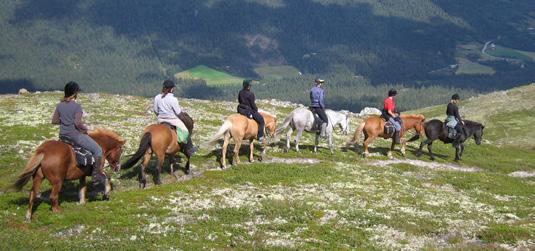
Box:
[446,126,458,139]
[160,122,176,130]
[383,120,396,136]
[308,108,323,131]
[59,136,95,173]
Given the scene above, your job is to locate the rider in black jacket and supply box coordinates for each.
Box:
[237,80,265,144]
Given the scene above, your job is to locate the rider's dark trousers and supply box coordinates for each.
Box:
[310,107,328,124]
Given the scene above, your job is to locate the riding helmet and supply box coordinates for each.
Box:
[451,93,460,100]
[388,89,397,97]
[243,79,253,89]
[163,79,176,88]
[315,78,325,84]
[64,81,81,97]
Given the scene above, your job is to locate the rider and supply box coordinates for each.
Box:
[383,89,401,144]
[153,79,197,156]
[51,81,106,186]
[237,79,265,144]
[446,93,464,139]
[310,78,328,138]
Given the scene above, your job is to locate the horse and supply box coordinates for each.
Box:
[417,119,485,161]
[205,110,277,169]
[348,114,425,158]
[274,107,350,153]
[10,128,125,222]
[121,112,194,188]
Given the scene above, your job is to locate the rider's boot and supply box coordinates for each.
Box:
[320,123,327,138]
[91,156,107,188]
[186,136,198,156]
[393,131,401,144]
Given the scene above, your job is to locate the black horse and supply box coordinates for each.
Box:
[417,119,485,161]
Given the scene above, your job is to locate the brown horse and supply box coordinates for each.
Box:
[122,112,194,188]
[10,128,125,222]
[205,111,277,169]
[348,114,425,158]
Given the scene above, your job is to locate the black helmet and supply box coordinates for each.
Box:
[388,89,397,97]
[451,94,460,100]
[163,79,176,88]
[64,81,81,97]
[243,79,253,89]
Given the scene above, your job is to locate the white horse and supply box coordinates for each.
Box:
[275,107,350,153]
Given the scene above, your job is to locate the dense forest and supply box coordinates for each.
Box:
[0,0,534,109]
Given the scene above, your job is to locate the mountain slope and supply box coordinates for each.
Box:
[0,85,534,249]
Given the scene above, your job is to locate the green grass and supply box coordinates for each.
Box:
[254,65,301,80]
[455,62,495,75]
[1,87,535,250]
[174,65,243,86]
[486,46,533,61]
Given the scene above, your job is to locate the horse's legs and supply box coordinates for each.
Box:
[388,140,396,159]
[285,127,293,152]
[154,152,165,185]
[314,133,319,153]
[25,171,43,222]
[50,180,63,213]
[249,140,255,163]
[139,151,151,188]
[427,141,435,161]
[328,133,334,154]
[104,173,112,200]
[400,138,407,157]
[233,138,243,165]
[460,143,465,160]
[169,155,180,180]
[221,134,230,169]
[362,135,375,158]
[295,128,304,152]
[454,143,462,161]
[417,139,431,157]
[78,177,87,204]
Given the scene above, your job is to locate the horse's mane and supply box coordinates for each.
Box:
[400,114,425,121]
[89,128,126,144]
[259,109,276,118]
[464,120,483,127]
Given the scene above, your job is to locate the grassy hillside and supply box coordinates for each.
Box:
[0,85,534,250]
[174,65,243,86]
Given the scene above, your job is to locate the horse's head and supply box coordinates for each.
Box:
[89,128,126,172]
[473,124,485,145]
[340,113,350,135]
[260,110,277,138]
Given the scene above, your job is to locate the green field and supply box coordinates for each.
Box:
[0,85,534,250]
[174,65,243,86]
[254,65,301,80]
[486,46,534,61]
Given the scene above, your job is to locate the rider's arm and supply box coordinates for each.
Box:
[153,98,159,116]
[453,105,463,124]
[51,108,60,125]
[250,92,258,111]
[319,89,325,109]
[171,97,182,117]
[74,111,88,134]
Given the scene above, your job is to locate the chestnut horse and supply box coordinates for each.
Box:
[348,114,425,158]
[205,111,277,169]
[10,128,125,222]
[122,112,193,188]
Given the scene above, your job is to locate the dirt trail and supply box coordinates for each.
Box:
[369,159,480,172]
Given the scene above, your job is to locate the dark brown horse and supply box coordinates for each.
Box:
[10,128,125,222]
[348,114,425,158]
[205,111,277,169]
[417,119,485,161]
[122,112,193,188]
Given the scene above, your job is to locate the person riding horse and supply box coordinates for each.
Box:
[51,81,107,188]
[446,93,464,140]
[382,89,402,144]
[237,79,265,144]
[310,78,328,138]
[153,79,197,156]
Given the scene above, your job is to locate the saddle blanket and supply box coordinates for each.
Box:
[59,137,96,169]
[384,121,395,136]
[447,127,457,139]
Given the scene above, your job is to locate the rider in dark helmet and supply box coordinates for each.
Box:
[237,79,265,144]
[52,81,107,187]
[310,78,329,137]
[446,93,464,140]
[382,88,401,144]
[153,79,197,156]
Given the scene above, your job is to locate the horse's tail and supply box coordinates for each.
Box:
[274,112,293,137]
[122,133,151,169]
[204,120,232,147]
[347,121,366,146]
[9,153,44,192]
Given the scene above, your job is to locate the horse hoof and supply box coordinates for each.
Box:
[24,213,32,223]
[52,207,62,213]
[103,193,110,201]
